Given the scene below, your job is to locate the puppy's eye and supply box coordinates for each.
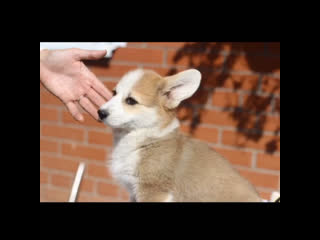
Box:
[112,90,117,96]
[125,97,138,105]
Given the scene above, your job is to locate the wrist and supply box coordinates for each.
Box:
[40,61,51,86]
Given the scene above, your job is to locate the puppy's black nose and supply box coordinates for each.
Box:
[98,109,109,120]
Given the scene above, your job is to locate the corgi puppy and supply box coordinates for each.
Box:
[98,69,262,202]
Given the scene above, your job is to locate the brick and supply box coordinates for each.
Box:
[62,111,106,129]
[164,42,229,53]
[224,42,266,55]
[42,125,85,141]
[41,155,79,173]
[79,178,94,193]
[103,81,118,91]
[229,75,260,91]
[97,182,119,197]
[62,143,107,161]
[146,42,186,48]
[40,89,64,106]
[180,125,219,143]
[40,139,58,153]
[256,153,280,171]
[88,130,113,146]
[201,110,235,126]
[87,163,112,179]
[257,115,280,132]
[77,193,119,202]
[40,107,59,121]
[201,110,258,130]
[40,188,47,202]
[243,94,272,113]
[222,130,280,152]
[225,54,280,74]
[112,48,163,64]
[167,50,225,68]
[261,76,280,94]
[40,171,48,184]
[51,174,72,188]
[237,169,279,189]
[127,42,146,47]
[266,42,280,55]
[119,187,130,200]
[214,147,252,167]
[179,42,231,52]
[275,98,280,113]
[258,190,272,200]
[44,188,69,202]
[225,54,250,72]
[211,92,239,108]
[89,64,137,78]
[203,73,260,91]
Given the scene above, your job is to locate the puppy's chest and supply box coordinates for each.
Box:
[109,129,179,194]
[109,135,142,189]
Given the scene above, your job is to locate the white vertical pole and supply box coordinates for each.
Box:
[69,162,86,202]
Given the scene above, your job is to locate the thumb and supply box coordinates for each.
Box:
[74,49,107,60]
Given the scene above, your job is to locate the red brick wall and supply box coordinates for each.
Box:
[40,42,280,202]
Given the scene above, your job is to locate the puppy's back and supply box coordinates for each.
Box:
[138,131,261,202]
[174,136,261,201]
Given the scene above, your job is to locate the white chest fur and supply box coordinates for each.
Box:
[109,129,141,196]
[109,119,180,198]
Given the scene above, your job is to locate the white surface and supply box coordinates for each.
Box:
[69,162,86,202]
[40,42,127,57]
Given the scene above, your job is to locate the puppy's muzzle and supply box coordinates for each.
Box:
[98,109,109,121]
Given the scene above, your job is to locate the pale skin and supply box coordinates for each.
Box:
[40,48,112,122]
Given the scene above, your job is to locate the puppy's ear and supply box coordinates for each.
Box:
[162,69,201,109]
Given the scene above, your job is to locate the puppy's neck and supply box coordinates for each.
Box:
[112,118,180,149]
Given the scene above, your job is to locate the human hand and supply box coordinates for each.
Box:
[40,48,112,121]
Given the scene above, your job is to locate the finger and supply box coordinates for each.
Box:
[79,96,100,121]
[80,67,113,101]
[74,49,107,60]
[66,102,84,122]
[91,77,113,100]
[86,88,108,107]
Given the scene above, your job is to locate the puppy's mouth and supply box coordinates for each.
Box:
[98,117,117,128]
[99,118,110,125]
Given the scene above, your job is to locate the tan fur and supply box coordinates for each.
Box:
[131,70,165,107]
[113,69,261,202]
[135,130,261,202]
[131,70,176,128]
